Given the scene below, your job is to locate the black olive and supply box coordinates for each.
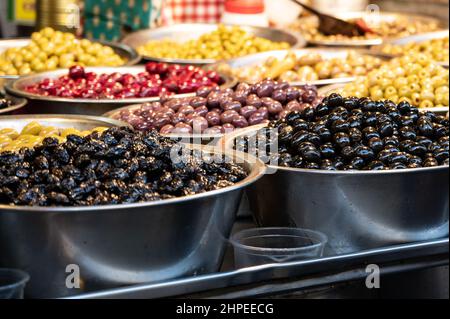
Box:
[319,143,336,159]
[349,128,363,144]
[408,156,423,165]
[341,146,355,160]
[300,145,321,162]
[317,127,332,142]
[285,111,303,125]
[334,132,351,148]
[390,162,407,169]
[305,162,320,169]
[368,137,384,153]
[278,125,294,144]
[350,157,365,169]
[292,118,309,131]
[383,136,400,147]
[278,152,293,167]
[354,145,375,161]
[366,160,385,170]
[398,116,415,127]
[423,157,439,167]
[291,131,311,149]
[291,155,304,168]
[434,148,449,163]
[343,98,359,110]
[434,124,449,139]
[315,103,330,116]
[301,107,316,121]
[387,152,408,165]
[378,121,394,137]
[416,136,433,149]
[331,119,350,133]
[407,142,428,157]
[361,101,377,112]
[347,116,362,129]
[363,127,381,141]
[327,93,344,108]
[397,101,412,114]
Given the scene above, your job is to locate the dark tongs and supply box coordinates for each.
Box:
[290,0,372,36]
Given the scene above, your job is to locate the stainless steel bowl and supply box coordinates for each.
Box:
[292,12,446,47]
[0,95,27,115]
[210,48,391,87]
[371,30,449,68]
[0,38,141,67]
[121,24,304,65]
[0,143,266,298]
[318,83,450,114]
[221,128,449,254]
[5,67,236,116]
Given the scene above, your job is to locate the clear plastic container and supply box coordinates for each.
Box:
[221,0,269,27]
[0,269,30,299]
[231,227,328,268]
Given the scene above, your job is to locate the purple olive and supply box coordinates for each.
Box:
[193,105,208,117]
[206,111,221,126]
[165,99,183,111]
[267,100,283,115]
[220,110,239,124]
[240,105,258,119]
[204,126,223,135]
[223,101,242,112]
[248,111,265,126]
[302,89,318,104]
[196,86,212,98]
[232,115,249,128]
[286,100,301,112]
[285,87,300,101]
[192,116,209,133]
[153,115,172,129]
[222,123,235,133]
[178,105,195,116]
[160,124,174,134]
[190,96,207,108]
[272,89,287,103]
[220,96,234,109]
[173,122,193,134]
[257,81,275,97]
[246,94,262,108]
[207,91,221,108]
[172,112,187,124]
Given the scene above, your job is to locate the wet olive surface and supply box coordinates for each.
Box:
[235,94,449,171]
[0,128,248,207]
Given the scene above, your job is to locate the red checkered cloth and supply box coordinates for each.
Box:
[162,0,225,25]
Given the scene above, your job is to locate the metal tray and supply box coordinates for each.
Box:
[210,48,391,87]
[371,30,450,68]
[5,67,236,116]
[68,236,449,299]
[0,95,27,115]
[293,12,445,47]
[121,24,304,65]
[318,83,450,114]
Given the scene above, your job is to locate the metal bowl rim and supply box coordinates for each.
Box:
[122,23,304,64]
[0,113,133,128]
[0,147,267,212]
[0,268,30,291]
[5,67,237,104]
[0,96,27,114]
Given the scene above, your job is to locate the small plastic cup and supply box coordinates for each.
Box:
[231,227,328,268]
[0,269,30,299]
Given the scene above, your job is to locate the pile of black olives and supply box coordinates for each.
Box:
[0,127,248,206]
[236,94,449,170]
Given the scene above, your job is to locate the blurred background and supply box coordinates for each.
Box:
[1,0,449,40]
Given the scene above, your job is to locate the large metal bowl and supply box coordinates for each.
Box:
[0,38,141,67]
[318,83,450,114]
[291,12,445,47]
[210,48,391,87]
[370,30,449,68]
[5,67,236,116]
[121,24,304,65]
[0,138,266,298]
[221,127,449,254]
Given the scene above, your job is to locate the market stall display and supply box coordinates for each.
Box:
[0,28,139,77]
[107,80,322,135]
[322,54,449,110]
[121,24,302,65]
[215,49,384,85]
[290,12,444,46]
[5,65,235,116]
